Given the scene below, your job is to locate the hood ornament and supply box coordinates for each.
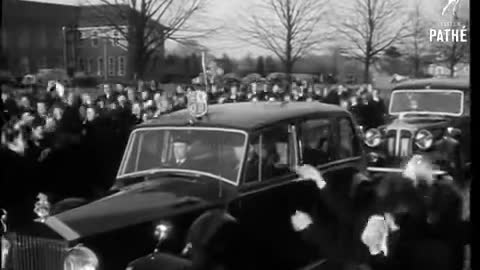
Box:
[34,193,51,222]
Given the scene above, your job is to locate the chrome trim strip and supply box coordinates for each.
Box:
[317,156,362,170]
[389,89,464,117]
[42,216,80,241]
[367,166,447,175]
[241,157,363,196]
[118,168,238,186]
[117,127,249,185]
[299,259,328,270]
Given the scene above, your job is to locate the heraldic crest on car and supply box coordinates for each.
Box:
[1,99,371,270]
[364,78,470,184]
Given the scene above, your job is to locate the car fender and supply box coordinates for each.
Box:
[51,197,89,215]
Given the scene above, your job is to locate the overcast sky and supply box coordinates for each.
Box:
[26,0,469,58]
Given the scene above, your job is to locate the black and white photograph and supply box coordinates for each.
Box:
[0,0,470,269]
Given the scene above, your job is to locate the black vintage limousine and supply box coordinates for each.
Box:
[1,98,369,270]
[364,78,470,184]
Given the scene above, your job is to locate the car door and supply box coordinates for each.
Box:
[231,123,305,267]
[294,115,368,265]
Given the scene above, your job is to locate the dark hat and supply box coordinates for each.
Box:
[172,134,190,144]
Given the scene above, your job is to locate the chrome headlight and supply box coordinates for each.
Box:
[64,245,99,270]
[364,128,382,147]
[415,129,433,150]
[154,221,173,242]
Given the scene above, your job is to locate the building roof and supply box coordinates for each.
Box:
[4,0,78,24]
[392,78,470,92]
[139,102,348,131]
[78,4,131,27]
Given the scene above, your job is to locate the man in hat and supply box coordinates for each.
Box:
[171,136,194,169]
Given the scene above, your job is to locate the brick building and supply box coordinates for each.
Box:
[1,0,165,80]
[1,0,78,76]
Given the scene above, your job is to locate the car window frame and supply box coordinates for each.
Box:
[117,126,249,185]
[240,122,298,186]
[333,115,364,161]
[297,116,336,168]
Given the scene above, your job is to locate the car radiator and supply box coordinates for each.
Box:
[2,232,67,270]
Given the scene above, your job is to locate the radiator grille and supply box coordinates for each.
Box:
[386,129,413,158]
[3,232,67,270]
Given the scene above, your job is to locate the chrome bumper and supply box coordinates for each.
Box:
[367,166,448,176]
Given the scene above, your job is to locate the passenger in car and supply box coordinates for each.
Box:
[303,137,329,166]
[244,141,277,182]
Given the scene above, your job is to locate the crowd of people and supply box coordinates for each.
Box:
[0,78,470,270]
[0,78,385,223]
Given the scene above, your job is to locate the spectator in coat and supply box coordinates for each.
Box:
[0,121,41,228]
[99,84,117,104]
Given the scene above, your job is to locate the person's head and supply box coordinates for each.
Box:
[20,96,31,108]
[173,138,190,160]
[36,101,47,116]
[153,92,162,104]
[186,86,194,92]
[1,91,9,102]
[175,95,186,106]
[67,92,76,106]
[127,87,136,102]
[96,99,105,109]
[272,84,280,93]
[115,83,124,93]
[117,95,127,107]
[176,85,185,94]
[250,82,257,92]
[79,105,87,121]
[52,105,64,121]
[372,88,379,99]
[159,96,171,112]
[211,84,218,94]
[31,117,46,141]
[21,110,35,126]
[367,84,373,93]
[350,96,358,106]
[2,121,27,155]
[82,93,92,105]
[44,116,56,132]
[150,80,157,90]
[86,106,98,122]
[230,85,238,95]
[141,90,150,101]
[103,84,112,96]
[108,102,118,110]
[132,102,142,117]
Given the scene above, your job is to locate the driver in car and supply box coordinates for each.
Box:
[170,136,195,169]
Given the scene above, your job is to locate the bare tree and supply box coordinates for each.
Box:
[335,0,409,83]
[240,0,330,85]
[85,0,215,79]
[402,0,433,77]
[435,14,469,77]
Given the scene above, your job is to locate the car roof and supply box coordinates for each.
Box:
[392,78,470,92]
[137,101,348,131]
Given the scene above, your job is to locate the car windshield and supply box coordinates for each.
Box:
[389,90,463,116]
[117,127,247,184]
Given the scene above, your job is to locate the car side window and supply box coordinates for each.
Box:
[337,117,361,160]
[244,125,291,183]
[299,118,333,166]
